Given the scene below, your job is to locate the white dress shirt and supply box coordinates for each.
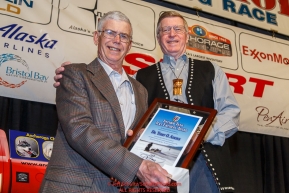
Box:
[98,59,136,134]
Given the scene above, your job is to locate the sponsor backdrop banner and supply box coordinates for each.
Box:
[0,0,288,137]
[163,0,289,36]
[10,130,54,162]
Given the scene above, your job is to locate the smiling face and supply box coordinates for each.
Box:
[157,17,189,60]
[94,19,132,73]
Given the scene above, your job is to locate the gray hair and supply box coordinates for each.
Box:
[156,11,188,35]
[97,11,133,36]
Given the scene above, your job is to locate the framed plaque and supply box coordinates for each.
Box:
[124,98,217,169]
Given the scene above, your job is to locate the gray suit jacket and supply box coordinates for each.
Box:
[40,58,148,193]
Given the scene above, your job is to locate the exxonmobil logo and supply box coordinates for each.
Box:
[242,46,289,64]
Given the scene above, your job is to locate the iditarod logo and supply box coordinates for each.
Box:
[173,115,180,122]
[0,53,49,88]
[187,25,232,57]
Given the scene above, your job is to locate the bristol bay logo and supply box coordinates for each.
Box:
[0,53,49,88]
[187,25,232,57]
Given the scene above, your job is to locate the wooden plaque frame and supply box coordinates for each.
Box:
[123,98,217,169]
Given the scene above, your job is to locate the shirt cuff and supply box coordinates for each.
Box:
[204,119,238,146]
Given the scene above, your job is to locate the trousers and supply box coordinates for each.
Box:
[189,153,220,193]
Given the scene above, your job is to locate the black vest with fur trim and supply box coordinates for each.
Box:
[136,58,235,193]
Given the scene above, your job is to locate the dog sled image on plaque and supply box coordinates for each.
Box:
[124,98,217,169]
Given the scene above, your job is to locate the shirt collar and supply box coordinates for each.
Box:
[162,54,188,66]
[98,58,116,76]
[98,58,134,94]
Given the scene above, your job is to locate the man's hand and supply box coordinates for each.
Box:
[127,129,134,137]
[53,61,71,88]
[127,129,144,142]
[137,160,171,191]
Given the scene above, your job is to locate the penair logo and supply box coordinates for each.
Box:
[256,106,289,130]
[187,25,232,57]
[0,53,49,89]
[0,24,58,58]
[0,0,33,15]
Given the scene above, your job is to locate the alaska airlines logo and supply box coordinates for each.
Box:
[187,25,232,57]
[0,24,58,50]
[0,53,49,88]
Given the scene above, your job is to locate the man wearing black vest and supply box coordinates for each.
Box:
[54,11,240,193]
[135,11,240,193]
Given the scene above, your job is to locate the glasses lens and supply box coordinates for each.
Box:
[161,26,171,34]
[104,30,116,38]
[102,30,130,43]
[161,26,185,34]
[119,34,130,42]
[173,26,185,33]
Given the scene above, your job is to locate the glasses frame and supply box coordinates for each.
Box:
[98,29,132,43]
[159,25,187,35]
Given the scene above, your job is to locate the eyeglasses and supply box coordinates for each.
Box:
[98,29,132,43]
[159,25,186,34]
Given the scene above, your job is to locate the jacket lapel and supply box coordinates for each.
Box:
[128,76,146,131]
[86,58,126,139]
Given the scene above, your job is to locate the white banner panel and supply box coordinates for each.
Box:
[0,0,288,137]
[163,0,289,36]
[0,0,63,103]
[240,33,289,80]
[237,33,289,136]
